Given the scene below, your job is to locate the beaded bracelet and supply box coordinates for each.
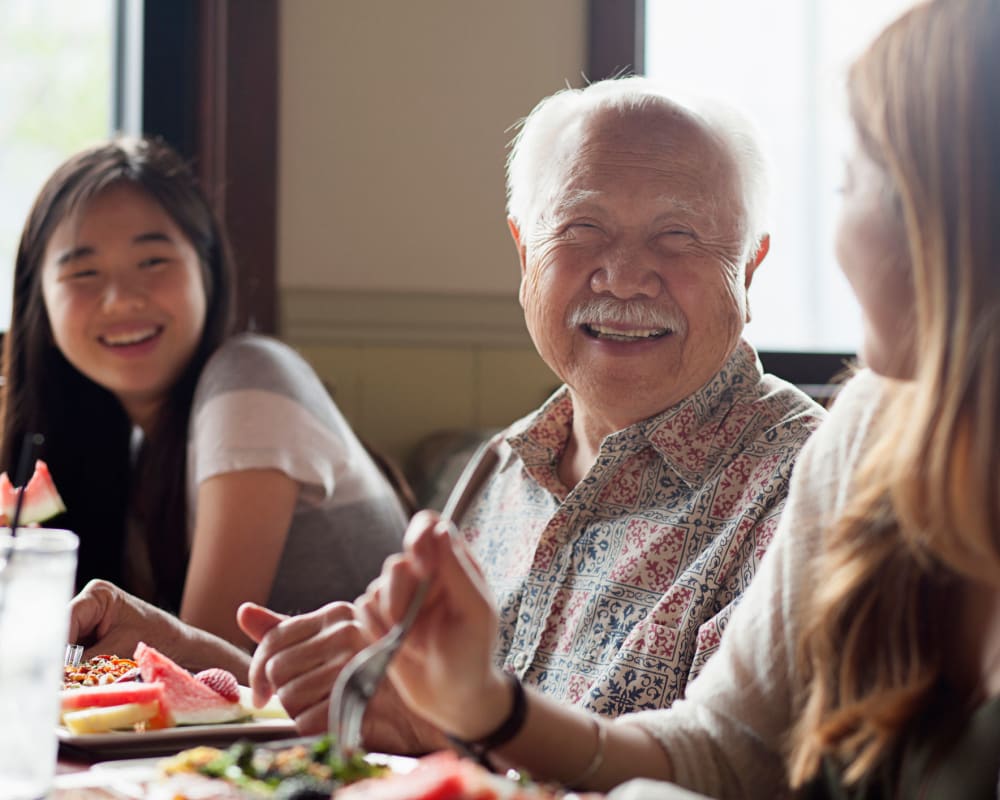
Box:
[567,715,607,789]
[447,674,527,767]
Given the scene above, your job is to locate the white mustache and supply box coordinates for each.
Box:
[567,297,687,335]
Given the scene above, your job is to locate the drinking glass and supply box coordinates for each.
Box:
[0,529,78,800]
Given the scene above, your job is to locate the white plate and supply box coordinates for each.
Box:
[57,717,298,759]
[88,751,417,776]
[53,750,417,793]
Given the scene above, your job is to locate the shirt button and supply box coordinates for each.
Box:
[512,652,528,671]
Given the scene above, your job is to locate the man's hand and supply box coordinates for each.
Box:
[238,598,446,754]
[69,579,252,681]
[240,600,360,731]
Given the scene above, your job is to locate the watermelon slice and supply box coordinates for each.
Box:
[335,751,509,800]
[60,681,171,731]
[135,642,247,726]
[0,459,66,525]
[61,680,165,712]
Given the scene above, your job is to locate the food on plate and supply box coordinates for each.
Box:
[61,680,172,732]
[59,642,286,733]
[63,700,162,734]
[63,654,139,689]
[0,458,66,524]
[161,742,579,800]
[239,685,289,719]
[136,642,245,725]
[336,750,568,800]
[160,736,387,797]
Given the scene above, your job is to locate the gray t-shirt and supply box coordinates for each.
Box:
[185,333,405,614]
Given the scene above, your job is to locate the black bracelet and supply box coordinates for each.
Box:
[447,674,527,767]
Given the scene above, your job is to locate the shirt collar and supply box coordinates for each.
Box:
[506,339,765,493]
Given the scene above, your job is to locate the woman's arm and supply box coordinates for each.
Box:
[484,679,674,791]
[180,468,299,648]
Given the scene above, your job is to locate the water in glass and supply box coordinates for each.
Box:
[0,529,78,800]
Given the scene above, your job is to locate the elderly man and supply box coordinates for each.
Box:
[441,78,824,717]
[70,76,824,749]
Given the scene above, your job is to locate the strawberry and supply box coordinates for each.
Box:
[194,668,241,703]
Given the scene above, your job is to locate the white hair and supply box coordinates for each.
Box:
[506,76,771,264]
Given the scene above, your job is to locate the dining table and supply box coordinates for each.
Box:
[49,723,303,798]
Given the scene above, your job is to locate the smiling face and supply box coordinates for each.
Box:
[835,137,915,379]
[511,104,760,432]
[41,182,208,429]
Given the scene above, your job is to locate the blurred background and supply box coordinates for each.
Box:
[0,0,916,473]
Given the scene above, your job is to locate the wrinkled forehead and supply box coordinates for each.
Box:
[536,103,741,222]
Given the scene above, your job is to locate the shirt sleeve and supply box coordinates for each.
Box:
[189,336,353,504]
[616,370,885,800]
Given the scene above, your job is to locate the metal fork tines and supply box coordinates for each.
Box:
[65,643,84,667]
[328,440,500,759]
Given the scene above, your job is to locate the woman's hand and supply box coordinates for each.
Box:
[354,510,511,741]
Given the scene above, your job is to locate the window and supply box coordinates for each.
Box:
[0,0,116,328]
[642,0,915,354]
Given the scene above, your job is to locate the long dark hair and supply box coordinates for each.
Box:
[0,136,236,611]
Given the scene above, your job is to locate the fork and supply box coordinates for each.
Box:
[328,439,500,759]
[65,643,84,667]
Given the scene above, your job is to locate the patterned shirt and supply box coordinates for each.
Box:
[461,339,825,717]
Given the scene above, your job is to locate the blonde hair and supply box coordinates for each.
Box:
[789,0,1000,786]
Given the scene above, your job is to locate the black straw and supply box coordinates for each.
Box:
[9,432,43,538]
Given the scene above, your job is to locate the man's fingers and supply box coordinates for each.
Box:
[241,604,288,705]
[248,601,355,703]
[292,702,330,736]
[275,657,348,731]
[237,603,286,644]
[251,615,366,710]
[264,619,365,689]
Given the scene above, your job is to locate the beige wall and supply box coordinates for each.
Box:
[277,0,587,464]
[278,0,586,293]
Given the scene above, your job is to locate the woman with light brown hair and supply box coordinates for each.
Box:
[344,0,1000,796]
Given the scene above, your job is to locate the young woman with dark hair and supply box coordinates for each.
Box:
[3,137,405,649]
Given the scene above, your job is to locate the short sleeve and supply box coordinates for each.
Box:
[188,335,362,505]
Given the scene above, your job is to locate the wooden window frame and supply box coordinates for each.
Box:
[140,0,278,334]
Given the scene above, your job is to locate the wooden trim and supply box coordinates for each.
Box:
[280,288,854,392]
[281,289,533,349]
[197,0,279,333]
[587,0,645,80]
[141,0,199,157]
[141,0,278,334]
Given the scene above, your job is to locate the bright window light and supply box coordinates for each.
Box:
[0,0,114,329]
[645,0,918,352]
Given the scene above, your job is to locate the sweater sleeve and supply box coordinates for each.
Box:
[616,369,885,800]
